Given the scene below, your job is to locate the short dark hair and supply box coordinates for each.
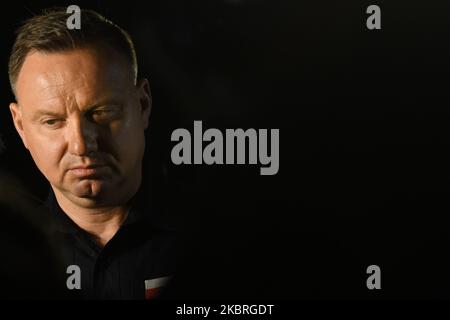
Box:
[8,7,138,96]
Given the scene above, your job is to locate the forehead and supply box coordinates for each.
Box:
[15,46,133,108]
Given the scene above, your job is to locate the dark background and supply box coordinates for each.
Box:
[1,0,450,299]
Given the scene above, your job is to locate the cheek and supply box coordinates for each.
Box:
[111,115,145,164]
[24,129,65,179]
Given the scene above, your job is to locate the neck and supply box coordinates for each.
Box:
[53,191,130,248]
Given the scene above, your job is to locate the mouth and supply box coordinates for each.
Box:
[68,164,108,177]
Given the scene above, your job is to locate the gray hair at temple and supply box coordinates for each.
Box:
[8,7,138,97]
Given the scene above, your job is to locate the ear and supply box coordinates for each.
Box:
[9,102,29,149]
[136,78,152,130]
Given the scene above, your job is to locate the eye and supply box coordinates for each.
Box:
[92,110,112,117]
[43,118,64,128]
[90,107,120,122]
[45,119,58,125]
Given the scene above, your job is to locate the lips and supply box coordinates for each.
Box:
[68,164,108,177]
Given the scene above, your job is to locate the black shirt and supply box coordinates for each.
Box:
[46,186,177,300]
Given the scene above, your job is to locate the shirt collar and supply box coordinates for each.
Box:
[45,182,175,235]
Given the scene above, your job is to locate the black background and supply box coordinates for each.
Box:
[1,0,450,299]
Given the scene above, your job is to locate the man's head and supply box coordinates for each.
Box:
[8,8,152,208]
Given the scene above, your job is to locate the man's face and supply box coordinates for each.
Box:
[9,46,151,208]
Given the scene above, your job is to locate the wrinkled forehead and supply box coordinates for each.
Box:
[15,46,134,108]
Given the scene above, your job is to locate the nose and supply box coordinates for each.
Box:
[67,116,98,156]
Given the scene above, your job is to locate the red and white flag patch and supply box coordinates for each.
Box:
[144,276,171,299]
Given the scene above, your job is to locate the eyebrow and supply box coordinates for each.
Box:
[87,102,123,110]
[31,110,65,122]
[30,100,123,122]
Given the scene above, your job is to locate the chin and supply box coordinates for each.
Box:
[72,179,108,199]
